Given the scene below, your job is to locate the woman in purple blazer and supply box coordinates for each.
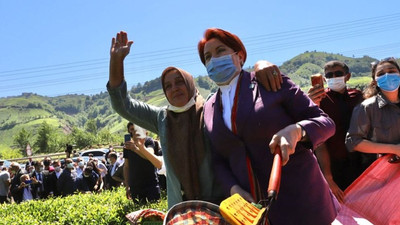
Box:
[197,28,338,225]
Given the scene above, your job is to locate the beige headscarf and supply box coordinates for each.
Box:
[161,67,205,200]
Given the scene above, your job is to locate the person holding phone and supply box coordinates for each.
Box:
[122,122,160,204]
[12,174,36,203]
[307,61,365,203]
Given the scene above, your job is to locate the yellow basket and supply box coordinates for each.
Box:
[219,194,266,225]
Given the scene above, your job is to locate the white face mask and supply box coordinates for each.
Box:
[55,166,61,172]
[326,76,346,92]
[66,163,74,169]
[78,162,85,167]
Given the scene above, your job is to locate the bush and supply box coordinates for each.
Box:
[0,187,167,224]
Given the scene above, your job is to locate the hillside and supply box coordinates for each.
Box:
[0,51,388,154]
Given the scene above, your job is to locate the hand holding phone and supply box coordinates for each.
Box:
[308,73,326,106]
[124,134,132,142]
[311,73,324,88]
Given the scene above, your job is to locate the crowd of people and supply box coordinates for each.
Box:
[0,133,166,204]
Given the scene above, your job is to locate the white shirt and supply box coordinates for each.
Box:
[157,157,166,176]
[22,186,33,201]
[117,155,124,165]
[0,171,10,196]
[76,167,84,178]
[97,162,107,178]
[219,75,239,131]
[110,163,118,177]
[55,170,62,179]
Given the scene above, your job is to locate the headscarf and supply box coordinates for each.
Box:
[161,67,205,200]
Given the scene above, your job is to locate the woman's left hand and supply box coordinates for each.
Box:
[269,124,302,165]
[254,60,282,92]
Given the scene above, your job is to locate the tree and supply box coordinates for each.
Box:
[33,121,61,153]
[71,127,95,149]
[85,119,98,135]
[13,128,31,155]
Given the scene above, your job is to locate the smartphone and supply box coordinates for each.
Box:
[124,134,131,142]
[25,180,32,184]
[134,125,147,139]
[311,73,324,88]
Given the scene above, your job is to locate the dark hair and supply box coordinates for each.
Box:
[108,152,118,160]
[198,28,247,66]
[33,161,42,167]
[324,61,350,74]
[43,159,51,167]
[87,160,101,175]
[363,58,400,99]
[84,166,93,173]
[127,122,134,131]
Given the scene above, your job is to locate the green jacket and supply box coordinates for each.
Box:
[107,80,222,208]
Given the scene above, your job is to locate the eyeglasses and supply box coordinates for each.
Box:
[370,57,398,69]
[325,70,345,78]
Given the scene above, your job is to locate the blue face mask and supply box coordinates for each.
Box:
[376,73,400,92]
[206,53,240,85]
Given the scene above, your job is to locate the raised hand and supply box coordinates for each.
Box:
[110,31,134,61]
[109,31,134,88]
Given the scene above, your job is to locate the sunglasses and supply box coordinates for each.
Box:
[325,70,345,78]
[371,57,398,69]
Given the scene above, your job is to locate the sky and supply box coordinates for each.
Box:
[1,1,400,98]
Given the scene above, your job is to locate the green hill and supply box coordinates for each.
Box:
[1,51,393,156]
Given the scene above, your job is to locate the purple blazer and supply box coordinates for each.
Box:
[204,71,337,225]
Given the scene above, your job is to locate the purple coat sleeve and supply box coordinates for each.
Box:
[281,77,336,149]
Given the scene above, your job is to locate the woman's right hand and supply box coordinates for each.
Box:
[254,60,282,92]
[230,184,255,203]
[110,31,134,61]
[109,31,134,88]
[325,176,345,203]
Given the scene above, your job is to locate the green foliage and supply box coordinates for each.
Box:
[347,76,372,91]
[0,187,168,224]
[280,51,376,87]
[70,127,96,149]
[85,119,98,135]
[13,128,31,154]
[0,144,22,159]
[34,121,58,154]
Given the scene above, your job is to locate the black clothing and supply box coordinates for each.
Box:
[124,137,160,203]
[77,171,99,192]
[57,169,77,196]
[10,169,25,203]
[106,162,122,189]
